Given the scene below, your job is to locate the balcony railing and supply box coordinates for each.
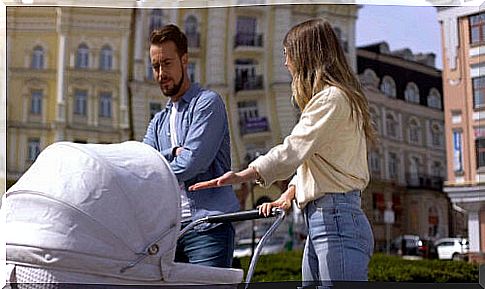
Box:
[235,75,263,92]
[234,32,263,48]
[240,117,269,135]
[187,32,200,48]
[406,173,444,190]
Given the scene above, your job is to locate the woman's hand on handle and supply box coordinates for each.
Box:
[258,185,296,217]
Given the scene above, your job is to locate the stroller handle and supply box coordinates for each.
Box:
[205,208,283,223]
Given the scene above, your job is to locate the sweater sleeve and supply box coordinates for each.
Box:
[249,87,349,188]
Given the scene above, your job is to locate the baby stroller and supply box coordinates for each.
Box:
[2,141,285,287]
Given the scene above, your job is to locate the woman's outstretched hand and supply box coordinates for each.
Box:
[258,185,296,217]
[188,171,240,191]
[189,167,262,191]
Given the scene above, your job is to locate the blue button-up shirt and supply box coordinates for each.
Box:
[143,83,240,229]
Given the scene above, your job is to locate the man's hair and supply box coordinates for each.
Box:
[149,24,188,56]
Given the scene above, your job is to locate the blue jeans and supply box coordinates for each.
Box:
[301,191,374,288]
[175,222,235,268]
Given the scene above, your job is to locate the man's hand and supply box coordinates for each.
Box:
[175,147,184,156]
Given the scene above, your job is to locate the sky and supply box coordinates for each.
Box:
[356,4,443,69]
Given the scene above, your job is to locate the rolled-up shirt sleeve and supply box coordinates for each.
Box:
[249,88,348,188]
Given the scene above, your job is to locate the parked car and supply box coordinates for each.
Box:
[434,237,469,260]
[390,235,422,256]
[390,235,437,258]
[418,238,438,259]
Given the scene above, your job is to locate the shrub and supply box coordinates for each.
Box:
[235,251,479,283]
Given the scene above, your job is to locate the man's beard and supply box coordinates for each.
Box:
[162,64,185,97]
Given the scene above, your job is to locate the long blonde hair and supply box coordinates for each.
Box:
[284,18,377,144]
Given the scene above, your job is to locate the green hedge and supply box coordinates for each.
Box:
[235,251,479,283]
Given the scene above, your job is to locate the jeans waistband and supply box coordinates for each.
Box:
[312,190,362,208]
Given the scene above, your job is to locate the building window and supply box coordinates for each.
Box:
[427,88,442,109]
[99,92,112,118]
[361,69,379,89]
[235,16,262,47]
[149,102,161,120]
[386,113,398,138]
[372,192,385,222]
[404,82,420,104]
[238,100,269,135]
[431,123,443,147]
[388,152,398,179]
[150,9,164,33]
[31,46,44,69]
[30,90,43,115]
[470,13,485,45]
[369,150,380,173]
[473,76,485,109]
[235,59,263,91]
[408,156,420,185]
[76,43,89,69]
[27,138,41,162]
[99,45,113,71]
[476,138,485,168]
[185,15,200,48]
[453,130,463,173]
[74,89,88,116]
[380,76,396,98]
[431,161,443,177]
[408,118,420,144]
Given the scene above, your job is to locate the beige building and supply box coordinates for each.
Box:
[438,6,485,261]
[6,7,132,183]
[129,5,359,207]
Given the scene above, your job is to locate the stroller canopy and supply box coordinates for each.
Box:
[3,141,242,284]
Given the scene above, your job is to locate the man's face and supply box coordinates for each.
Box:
[150,41,188,100]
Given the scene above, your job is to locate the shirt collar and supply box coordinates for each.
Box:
[165,83,200,109]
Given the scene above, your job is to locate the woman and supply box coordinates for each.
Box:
[189,18,376,287]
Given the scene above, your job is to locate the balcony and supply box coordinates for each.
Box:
[406,173,444,191]
[187,32,200,49]
[235,75,263,92]
[234,32,263,48]
[240,117,269,135]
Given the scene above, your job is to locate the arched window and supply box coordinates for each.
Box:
[386,113,398,138]
[408,118,421,144]
[405,82,420,103]
[76,43,90,69]
[150,9,164,33]
[31,46,44,69]
[99,45,113,71]
[361,69,379,89]
[428,88,442,109]
[185,15,200,48]
[380,76,396,98]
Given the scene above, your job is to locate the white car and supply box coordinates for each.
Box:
[434,238,469,260]
[233,236,287,258]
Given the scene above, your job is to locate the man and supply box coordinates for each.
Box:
[143,24,240,268]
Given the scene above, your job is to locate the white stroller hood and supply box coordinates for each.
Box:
[3,141,243,285]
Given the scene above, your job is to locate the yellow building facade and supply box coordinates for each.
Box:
[7,7,132,182]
